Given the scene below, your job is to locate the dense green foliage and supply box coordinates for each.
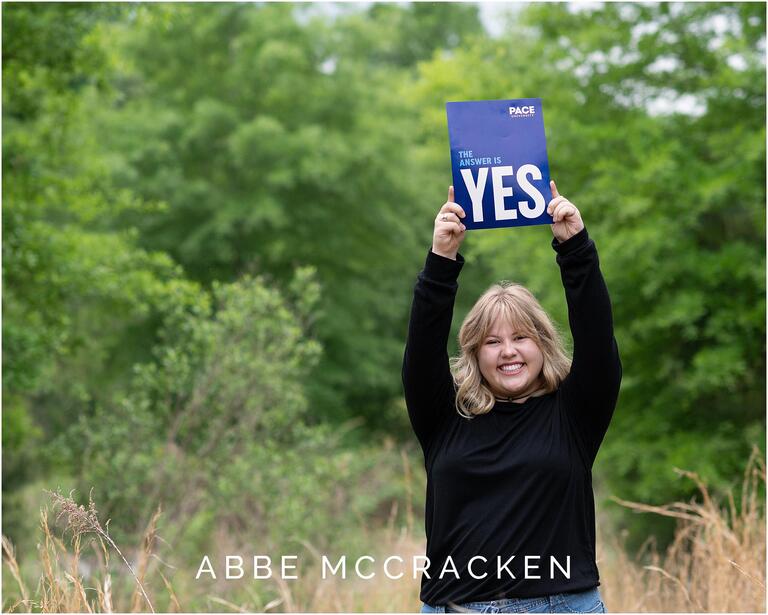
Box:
[3,0,764,586]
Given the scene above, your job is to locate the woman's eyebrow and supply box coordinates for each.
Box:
[486,329,526,338]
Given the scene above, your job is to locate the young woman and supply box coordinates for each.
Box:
[403,182,621,613]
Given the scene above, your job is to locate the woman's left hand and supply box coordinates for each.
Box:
[548,180,584,243]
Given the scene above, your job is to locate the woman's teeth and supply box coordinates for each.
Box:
[498,363,524,374]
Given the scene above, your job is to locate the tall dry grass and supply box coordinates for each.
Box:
[2,492,166,613]
[2,448,765,613]
[598,445,766,613]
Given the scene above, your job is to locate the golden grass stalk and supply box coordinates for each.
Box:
[2,534,30,610]
[158,570,181,613]
[130,506,162,612]
[39,509,66,611]
[44,489,155,613]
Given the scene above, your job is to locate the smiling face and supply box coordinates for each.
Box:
[477,318,545,402]
[455,282,572,415]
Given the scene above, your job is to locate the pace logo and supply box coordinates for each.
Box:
[508,105,535,118]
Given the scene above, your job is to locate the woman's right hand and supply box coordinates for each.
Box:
[431,186,466,261]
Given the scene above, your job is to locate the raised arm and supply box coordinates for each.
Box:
[548,181,622,465]
[402,187,466,454]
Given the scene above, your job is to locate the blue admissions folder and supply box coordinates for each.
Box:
[446,98,553,230]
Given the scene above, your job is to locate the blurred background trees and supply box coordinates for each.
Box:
[3,1,764,605]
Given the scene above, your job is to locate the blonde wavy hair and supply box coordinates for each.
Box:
[449,282,571,418]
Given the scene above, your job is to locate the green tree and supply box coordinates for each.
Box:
[77,3,484,431]
[2,3,199,541]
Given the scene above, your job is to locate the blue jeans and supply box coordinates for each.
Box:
[420,587,606,613]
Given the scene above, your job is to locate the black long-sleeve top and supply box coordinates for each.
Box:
[402,228,621,606]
